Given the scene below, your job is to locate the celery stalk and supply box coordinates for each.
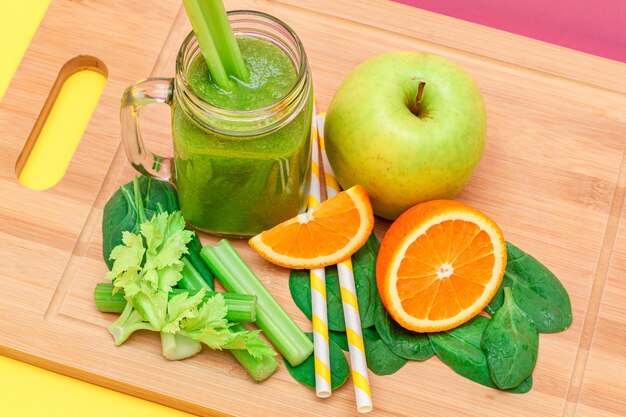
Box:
[182,0,231,90]
[203,0,249,81]
[178,257,211,291]
[183,0,250,88]
[200,240,313,367]
[108,303,154,345]
[94,283,256,323]
[227,340,279,382]
[161,333,202,360]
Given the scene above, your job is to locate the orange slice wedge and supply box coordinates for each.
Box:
[377,200,506,332]
[249,185,374,269]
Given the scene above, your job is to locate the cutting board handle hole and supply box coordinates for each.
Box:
[15,55,108,191]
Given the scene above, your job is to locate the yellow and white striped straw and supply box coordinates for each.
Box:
[317,113,373,413]
[307,108,332,398]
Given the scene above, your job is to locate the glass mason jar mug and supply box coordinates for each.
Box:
[120,11,313,237]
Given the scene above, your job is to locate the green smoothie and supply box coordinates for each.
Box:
[172,35,312,236]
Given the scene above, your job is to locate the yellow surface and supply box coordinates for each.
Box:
[1,355,195,417]
[0,0,50,101]
[18,69,107,190]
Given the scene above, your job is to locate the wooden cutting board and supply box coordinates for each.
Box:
[1,0,625,416]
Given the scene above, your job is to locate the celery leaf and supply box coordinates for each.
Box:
[106,231,144,283]
[193,327,233,349]
[162,289,206,333]
[142,212,193,270]
[132,291,168,329]
[225,330,276,360]
[183,294,230,331]
[157,264,184,294]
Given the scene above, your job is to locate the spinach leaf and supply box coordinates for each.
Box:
[329,330,349,351]
[362,327,408,376]
[102,181,142,269]
[429,316,494,388]
[141,173,179,213]
[509,375,533,394]
[374,300,433,361]
[284,332,350,390]
[103,176,179,268]
[482,288,538,389]
[429,315,532,393]
[486,242,571,333]
[288,233,380,331]
[350,233,381,327]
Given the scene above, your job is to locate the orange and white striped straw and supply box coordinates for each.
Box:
[317,113,373,413]
[307,108,332,398]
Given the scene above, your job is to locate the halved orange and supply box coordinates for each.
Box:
[377,200,506,332]
[249,185,374,269]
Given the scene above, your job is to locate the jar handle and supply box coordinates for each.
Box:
[120,77,174,181]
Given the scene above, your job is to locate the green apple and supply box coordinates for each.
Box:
[324,51,486,220]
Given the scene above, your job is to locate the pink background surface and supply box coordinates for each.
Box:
[393,0,626,63]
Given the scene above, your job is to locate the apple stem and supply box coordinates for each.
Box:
[411,81,426,116]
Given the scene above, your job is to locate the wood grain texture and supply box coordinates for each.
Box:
[1,0,625,416]
[574,152,626,417]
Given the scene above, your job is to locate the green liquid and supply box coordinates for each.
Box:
[173,35,312,236]
[188,36,297,109]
